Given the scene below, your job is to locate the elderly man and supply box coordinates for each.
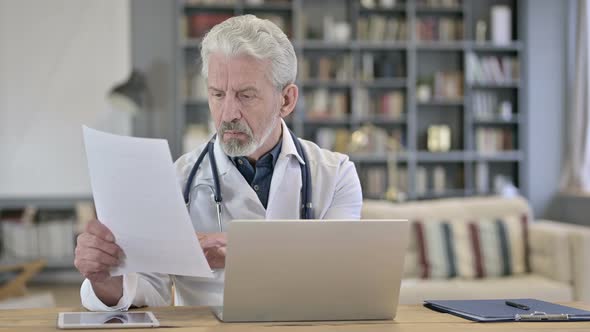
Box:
[75,14,362,310]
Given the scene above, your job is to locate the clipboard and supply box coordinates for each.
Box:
[424,299,590,322]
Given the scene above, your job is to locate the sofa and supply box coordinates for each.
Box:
[361,196,590,304]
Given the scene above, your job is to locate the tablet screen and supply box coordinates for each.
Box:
[60,312,156,326]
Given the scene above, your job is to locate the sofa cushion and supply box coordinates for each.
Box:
[414,214,529,279]
[399,275,573,304]
[361,196,533,279]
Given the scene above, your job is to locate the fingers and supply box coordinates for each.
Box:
[86,219,116,242]
[75,219,123,281]
[197,232,227,249]
[75,246,120,267]
[77,233,122,258]
[204,246,226,269]
[74,258,111,279]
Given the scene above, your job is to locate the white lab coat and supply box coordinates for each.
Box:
[80,120,362,311]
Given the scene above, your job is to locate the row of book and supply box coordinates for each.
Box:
[475,128,515,153]
[466,53,520,84]
[416,165,452,196]
[475,162,517,194]
[361,163,516,199]
[315,126,405,154]
[304,90,349,120]
[360,53,406,81]
[419,71,462,101]
[183,0,291,7]
[359,0,403,10]
[357,16,407,42]
[355,89,405,119]
[472,91,514,121]
[360,165,409,200]
[417,0,461,8]
[184,68,208,100]
[299,55,354,82]
[182,14,290,40]
[0,204,95,261]
[183,13,233,39]
[416,17,463,41]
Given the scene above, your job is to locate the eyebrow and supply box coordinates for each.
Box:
[207,86,259,93]
[236,86,259,93]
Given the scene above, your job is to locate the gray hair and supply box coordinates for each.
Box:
[200,14,297,90]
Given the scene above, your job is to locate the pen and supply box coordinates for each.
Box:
[505,301,530,310]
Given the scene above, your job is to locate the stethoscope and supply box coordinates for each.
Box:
[183,128,313,232]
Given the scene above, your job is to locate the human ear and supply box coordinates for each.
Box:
[279,83,298,118]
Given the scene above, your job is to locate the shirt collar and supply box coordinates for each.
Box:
[230,137,283,168]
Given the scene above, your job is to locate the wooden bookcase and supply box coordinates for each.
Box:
[175,0,526,201]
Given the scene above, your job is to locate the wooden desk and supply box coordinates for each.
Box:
[1,303,589,332]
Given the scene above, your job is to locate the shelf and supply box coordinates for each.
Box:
[473,116,520,125]
[172,0,526,202]
[416,151,468,162]
[469,81,521,89]
[354,41,408,50]
[185,99,209,108]
[0,197,92,209]
[358,6,406,14]
[353,115,406,124]
[303,117,350,125]
[0,257,75,269]
[417,99,464,107]
[416,41,465,50]
[475,151,523,162]
[358,78,407,89]
[297,40,352,50]
[350,152,408,163]
[415,6,464,14]
[468,41,523,52]
[299,80,353,89]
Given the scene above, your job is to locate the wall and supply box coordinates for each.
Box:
[0,0,130,199]
[129,0,177,157]
[524,0,568,217]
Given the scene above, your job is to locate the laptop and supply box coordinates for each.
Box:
[212,219,409,322]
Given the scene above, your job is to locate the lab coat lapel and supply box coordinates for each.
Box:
[266,121,304,220]
[214,137,266,219]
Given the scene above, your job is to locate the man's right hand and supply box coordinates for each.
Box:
[75,219,125,305]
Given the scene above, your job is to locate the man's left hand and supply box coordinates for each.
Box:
[197,232,227,269]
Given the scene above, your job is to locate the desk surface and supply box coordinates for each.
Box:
[2,303,590,332]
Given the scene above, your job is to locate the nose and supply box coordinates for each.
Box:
[220,94,242,123]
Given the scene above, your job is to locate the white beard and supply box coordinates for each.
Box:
[219,115,279,157]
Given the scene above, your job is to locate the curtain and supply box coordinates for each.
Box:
[560,0,590,191]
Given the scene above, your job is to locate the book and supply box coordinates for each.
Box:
[466,52,519,84]
[187,13,233,38]
[416,17,463,41]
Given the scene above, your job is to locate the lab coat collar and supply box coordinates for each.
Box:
[278,119,306,165]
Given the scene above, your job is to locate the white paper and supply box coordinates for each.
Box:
[82,126,213,278]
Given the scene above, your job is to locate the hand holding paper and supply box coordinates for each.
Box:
[82,126,213,278]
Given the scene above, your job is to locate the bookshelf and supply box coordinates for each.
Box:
[176,0,526,201]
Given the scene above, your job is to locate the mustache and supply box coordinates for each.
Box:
[219,121,252,136]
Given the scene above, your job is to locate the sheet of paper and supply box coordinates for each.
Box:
[82,126,213,278]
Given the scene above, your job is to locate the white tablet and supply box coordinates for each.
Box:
[57,311,159,329]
